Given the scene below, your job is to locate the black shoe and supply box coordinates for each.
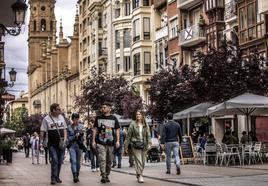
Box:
[56,178,62,183]
[101,176,106,183]
[50,180,57,185]
[105,176,110,183]
[166,170,171,174]
[117,165,121,168]
[73,173,78,183]
[112,164,116,168]
[177,167,181,175]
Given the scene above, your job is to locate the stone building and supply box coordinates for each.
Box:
[28,0,80,115]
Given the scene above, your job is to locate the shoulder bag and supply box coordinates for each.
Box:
[49,115,65,150]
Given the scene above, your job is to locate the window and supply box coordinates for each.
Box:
[247,3,255,27]
[144,52,151,74]
[98,13,102,28]
[169,19,178,39]
[125,2,131,16]
[143,0,149,6]
[207,26,217,49]
[41,19,46,31]
[124,56,131,72]
[133,0,139,9]
[133,53,140,75]
[124,29,131,48]
[33,20,36,31]
[115,30,120,49]
[239,7,246,30]
[133,19,140,42]
[116,57,120,73]
[115,8,120,18]
[143,18,150,40]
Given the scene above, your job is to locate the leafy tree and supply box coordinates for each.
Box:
[23,114,44,135]
[192,41,268,103]
[148,65,196,121]
[75,69,143,118]
[4,107,28,136]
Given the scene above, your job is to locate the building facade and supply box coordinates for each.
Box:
[28,0,80,115]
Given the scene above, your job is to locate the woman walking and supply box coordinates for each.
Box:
[125,110,151,183]
[67,113,84,183]
[30,132,40,164]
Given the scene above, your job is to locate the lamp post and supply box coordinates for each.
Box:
[0,0,28,36]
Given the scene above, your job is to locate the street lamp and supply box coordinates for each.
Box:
[9,68,17,85]
[0,0,28,36]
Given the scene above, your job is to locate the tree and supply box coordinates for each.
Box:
[23,114,44,135]
[4,106,28,136]
[148,65,196,121]
[192,41,268,103]
[75,69,143,118]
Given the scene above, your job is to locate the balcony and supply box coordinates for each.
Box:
[224,1,237,23]
[98,47,107,59]
[258,0,268,14]
[154,0,167,9]
[155,26,168,41]
[177,0,202,9]
[178,24,206,47]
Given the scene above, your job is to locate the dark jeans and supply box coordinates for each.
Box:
[113,147,122,166]
[49,146,64,181]
[44,147,49,164]
[90,147,99,169]
[24,147,29,157]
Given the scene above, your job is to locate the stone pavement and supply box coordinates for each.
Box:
[1,152,268,186]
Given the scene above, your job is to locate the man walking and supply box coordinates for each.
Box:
[23,133,30,158]
[161,113,182,175]
[40,103,67,185]
[92,102,120,183]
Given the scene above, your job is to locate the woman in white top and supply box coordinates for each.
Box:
[124,110,151,183]
[30,132,40,164]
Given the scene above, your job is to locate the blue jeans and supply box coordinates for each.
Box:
[90,147,99,169]
[113,147,122,166]
[49,146,64,181]
[165,142,180,170]
[69,144,82,174]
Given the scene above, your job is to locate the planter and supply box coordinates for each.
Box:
[3,148,13,163]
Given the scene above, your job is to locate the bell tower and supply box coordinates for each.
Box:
[28,0,56,113]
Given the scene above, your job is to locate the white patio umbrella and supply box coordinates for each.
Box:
[0,127,16,135]
[174,102,214,135]
[207,93,268,133]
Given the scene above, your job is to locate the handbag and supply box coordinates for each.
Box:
[49,115,65,150]
[132,141,145,150]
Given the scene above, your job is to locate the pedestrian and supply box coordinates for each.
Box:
[92,102,120,183]
[30,132,40,164]
[124,110,151,183]
[66,113,84,183]
[160,112,182,175]
[249,131,258,143]
[23,133,30,158]
[112,128,124,168]
[40,103,67,185]
[86,121,100,172]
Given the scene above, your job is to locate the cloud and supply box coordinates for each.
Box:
[3,0,76,97]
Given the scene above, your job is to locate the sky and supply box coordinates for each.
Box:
[3,0,77,97]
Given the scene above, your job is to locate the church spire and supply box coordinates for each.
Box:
[73,4,79,37]
[59,18,63,42]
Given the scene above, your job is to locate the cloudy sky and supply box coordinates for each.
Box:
[3,0,77,97]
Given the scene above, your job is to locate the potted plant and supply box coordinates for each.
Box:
[0,137,15,163]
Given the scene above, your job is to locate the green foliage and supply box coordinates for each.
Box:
[4,107,28,136]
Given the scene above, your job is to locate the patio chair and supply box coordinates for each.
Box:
[203,143,217,165]
[242,144,254,165]
[252,142,263,164]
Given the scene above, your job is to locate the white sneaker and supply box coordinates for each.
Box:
[138,175,144,183]
[96,168,100,172]
[92,168,96,172]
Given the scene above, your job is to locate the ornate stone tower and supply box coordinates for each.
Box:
[28,0,56,112]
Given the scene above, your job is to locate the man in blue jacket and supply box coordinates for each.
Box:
[161,113,182,175]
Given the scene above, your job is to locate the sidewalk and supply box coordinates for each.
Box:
[1,152,268,186]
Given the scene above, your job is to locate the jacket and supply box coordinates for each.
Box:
[124,121,151,150]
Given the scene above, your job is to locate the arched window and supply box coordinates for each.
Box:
[50,20,53,31]
[41,19,46,31]
[33,20,36,31]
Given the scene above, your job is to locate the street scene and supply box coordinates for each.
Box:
[1,0,268,186]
